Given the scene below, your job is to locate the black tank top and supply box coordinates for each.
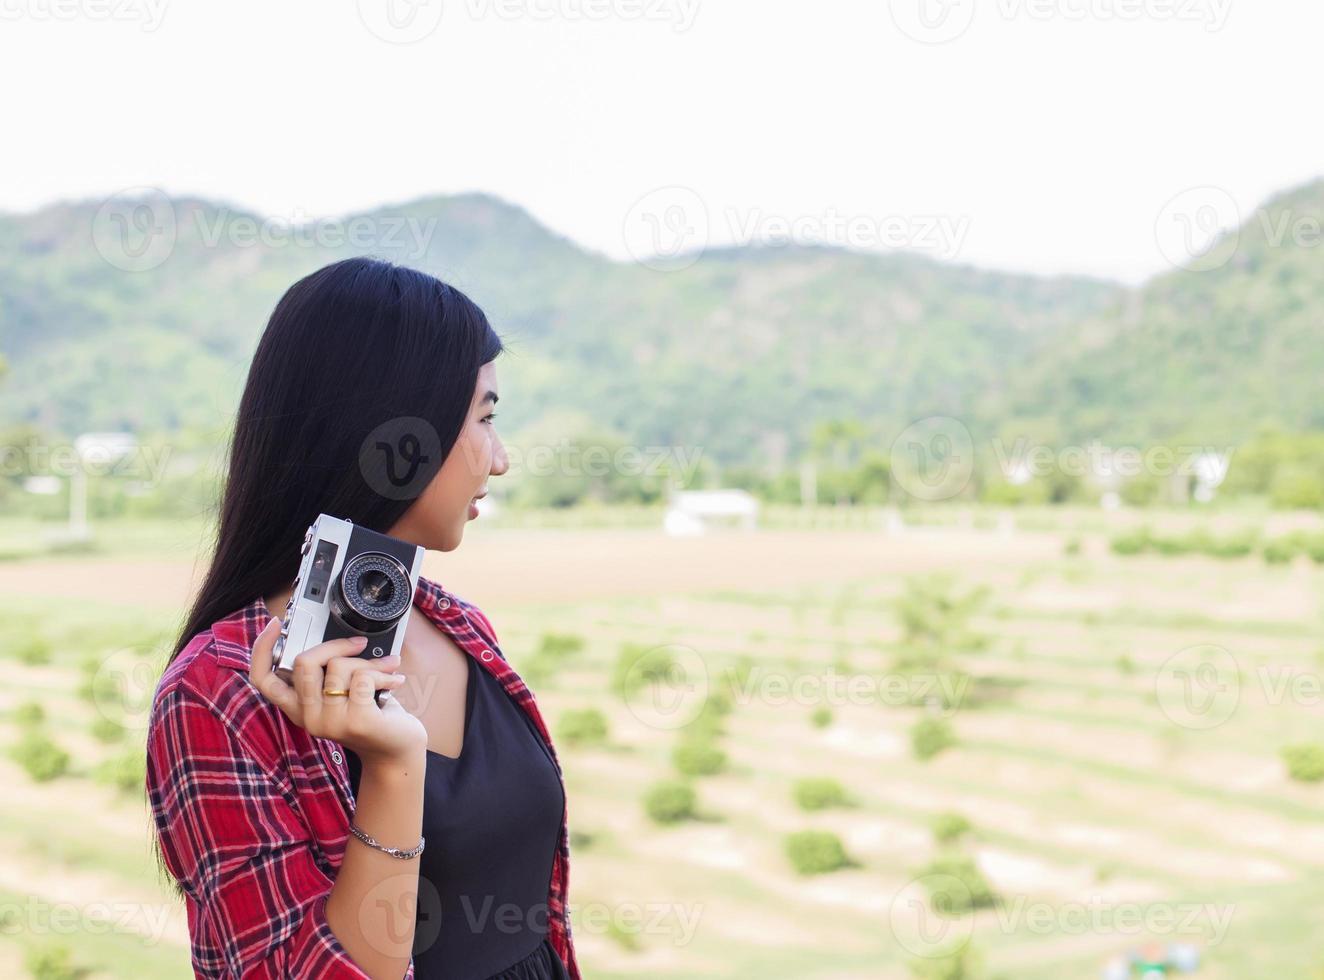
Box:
[346,655,570,980]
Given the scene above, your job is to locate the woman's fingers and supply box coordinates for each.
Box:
[347,669,407,708]
[249,618,299,713]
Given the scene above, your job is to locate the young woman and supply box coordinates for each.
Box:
[145,257,581,980]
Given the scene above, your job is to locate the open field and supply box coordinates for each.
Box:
[1,511,1323,977]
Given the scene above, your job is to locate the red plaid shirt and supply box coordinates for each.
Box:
[146,576,581,979]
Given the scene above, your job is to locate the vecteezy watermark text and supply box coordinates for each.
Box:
[0,0,169,31]
[1,437,172,488]
[887,0,1233,45]
[622,186,971,271]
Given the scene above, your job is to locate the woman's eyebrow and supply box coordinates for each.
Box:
[479,390,499,407]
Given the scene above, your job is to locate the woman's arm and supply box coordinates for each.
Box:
[147,684,422,979]
[325,747,426,979]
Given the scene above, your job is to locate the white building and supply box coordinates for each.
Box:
[663,489,759,536]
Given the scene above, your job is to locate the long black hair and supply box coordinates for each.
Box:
[168,257,504,667]
[153,257,504,896]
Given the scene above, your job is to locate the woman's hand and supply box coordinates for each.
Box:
[248,618,428,767]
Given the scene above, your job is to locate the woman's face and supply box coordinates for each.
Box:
[389,361,508,551]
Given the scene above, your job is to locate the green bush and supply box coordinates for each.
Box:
[909,943,983,980]
[643,780,698,824]
[1270,466,1324,510]
[605,918,643,952]
[96,747,147,794]
[809,706,834,729]
[792,777,850,811]
[672,739,726,777]
[1263,536,1301,565]
[90,714,127,743]
[537,632,586,661]
[921,852,997,914]
[1110,527,1151,556]
[14,636,53,666]
[25,943,80,980]
[13,700,45,727]
[11,730,70,782]
[1282,743,1324,782]
[784,829,849,875]
[557,708,609,748]
[686,689,733,740]
[1202,530,1257,559]
[911,716,957,761]
[931,812,973,846]
[612,643,676,697]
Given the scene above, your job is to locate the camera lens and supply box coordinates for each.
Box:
[331,552,412,634]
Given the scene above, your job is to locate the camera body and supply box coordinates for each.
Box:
[273,514,424,684]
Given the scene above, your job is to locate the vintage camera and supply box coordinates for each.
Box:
[273,514,424,687]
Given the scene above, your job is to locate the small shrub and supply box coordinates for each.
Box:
[612,643,675,697]
[25,943,80,980]
[13,700,45,727]
[537,632,585,661]
[931,812,972,846]
[784,829,849,875]
[90,714,127,743]
[1115,654,1136,675]
[96,747,147,794]
[1282,743,1324,783]
[909,943,983,980]
[1110,527,1151,556]
[557,708,609,748]
[672,739,726,777]
[605,918,642,952]
[687,690,733,739]
[15,636,53,666]
[911,716,957,761]
[809,706,833,729]
[1202,530,1257,559]
[1263,536,1301,565]
[11,730,70,782]
[569,828,597,850]
[792,777,850,811]
[1063,536,1082,556]
[921,852,997,914]
[643,780,698,824]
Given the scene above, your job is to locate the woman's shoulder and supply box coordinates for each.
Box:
[149,600,281,748]
[417,574,501,651]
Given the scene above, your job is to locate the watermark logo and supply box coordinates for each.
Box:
[91,186,177,272]
[620,643,710,730]
[889,873,977,959]
[357,0,446,43]
[623,186,710,272]
[889,416,976,502]
[359,417,444,501]
[888,0,977,44]
[1155,643,1240,730]
[1154,185,1241,273]
[89,645,160,734]
[623,186,970,271]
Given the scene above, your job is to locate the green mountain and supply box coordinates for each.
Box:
[3,180,1320,474]
[995,179,1324,448]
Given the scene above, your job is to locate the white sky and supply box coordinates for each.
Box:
[2,0,1321,284]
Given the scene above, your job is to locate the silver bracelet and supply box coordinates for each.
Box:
[347,821,425,859]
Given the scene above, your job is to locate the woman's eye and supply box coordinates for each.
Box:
[482,413,498,425]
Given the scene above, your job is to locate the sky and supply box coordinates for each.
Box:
[2,0,1322,284]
